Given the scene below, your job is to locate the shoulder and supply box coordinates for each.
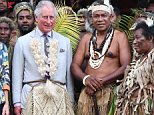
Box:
[114,29,128,39]
[79,32,92,44]
[53,31,70,43]
[113,29,129,43]
[17,30,34,43]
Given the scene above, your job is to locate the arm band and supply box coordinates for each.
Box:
[82,75,90,86]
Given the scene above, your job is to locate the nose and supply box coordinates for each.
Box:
[23,17,28,23]
[45,17,52,23]
[133,39,138,47]
[0,28,5,34]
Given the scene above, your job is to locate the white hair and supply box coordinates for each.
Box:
[34,0,57,17]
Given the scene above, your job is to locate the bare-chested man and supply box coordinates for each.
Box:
[71,1,131,114]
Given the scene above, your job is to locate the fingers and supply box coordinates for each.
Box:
[14,106,22,115]
[2,104,9,115]
[2,109,9,115]
[92,79,102,90]
[85,87,94,95]
[85,76,102,91]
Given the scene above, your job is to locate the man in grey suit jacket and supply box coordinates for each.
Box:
[12,1,74,115]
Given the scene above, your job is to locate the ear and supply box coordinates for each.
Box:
[35,15,38,22]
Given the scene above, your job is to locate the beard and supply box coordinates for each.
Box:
[0,7,8,15]
[18,23,35,35]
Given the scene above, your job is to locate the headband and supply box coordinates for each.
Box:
[14,2,33,18]
[91,5,112,14]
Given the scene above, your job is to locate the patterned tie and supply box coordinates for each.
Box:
[43,34,50,79]
[44,34,49,57]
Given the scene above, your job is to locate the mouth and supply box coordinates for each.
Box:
[44,24,52,29]
[133,45,140,50]
[21,24,30,27]
[0,6,6,10]
[97,23,105,26]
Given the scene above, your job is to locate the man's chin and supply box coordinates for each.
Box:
[0,8,8,13]
[20,29,33,35]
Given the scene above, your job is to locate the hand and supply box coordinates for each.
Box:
[14,106,22,115]
[2,102,9,115]
[85,75,102,92]
[85,86,95,95]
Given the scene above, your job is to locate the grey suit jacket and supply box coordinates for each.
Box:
[12,27,74,108]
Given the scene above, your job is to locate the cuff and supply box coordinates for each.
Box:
[14,102,21,107]
[2,85,10,91]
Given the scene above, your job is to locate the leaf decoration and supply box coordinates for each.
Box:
[54,5,80,53]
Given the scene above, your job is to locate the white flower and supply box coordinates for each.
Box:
[30,38,58,79]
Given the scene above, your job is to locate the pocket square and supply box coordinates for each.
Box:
[60,48,65,52]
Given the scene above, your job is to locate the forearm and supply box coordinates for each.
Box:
[3,90,9,104]
[71,63,87,81]
[101,66,126,85]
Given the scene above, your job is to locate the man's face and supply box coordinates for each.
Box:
[92,10,111,31]
[78,13,87,31]
[35,5,56,34]
[0,22,11,44]
[17,10,35,35]
[0,0,8,14]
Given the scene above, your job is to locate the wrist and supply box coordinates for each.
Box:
[14,102,21,107]
[82,75,90,86]
[5,101,9,104]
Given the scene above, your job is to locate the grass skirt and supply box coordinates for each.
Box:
[76,85,115,115]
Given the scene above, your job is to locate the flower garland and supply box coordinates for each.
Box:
[30,38,58,79]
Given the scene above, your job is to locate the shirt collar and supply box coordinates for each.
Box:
[36,27,53,38]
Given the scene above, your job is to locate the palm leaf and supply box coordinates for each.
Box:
[108,86,117,115]
[54,5,80,53]
[116,15,135,46]
[54,0,66,9]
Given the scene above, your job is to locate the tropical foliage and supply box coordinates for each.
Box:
[115,14,135,45]
[54,0,80,53]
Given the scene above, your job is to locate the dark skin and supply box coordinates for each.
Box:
[130,25,154,115]
[71,10,131,95]
[0,0,8,17]
[17,10,35,36]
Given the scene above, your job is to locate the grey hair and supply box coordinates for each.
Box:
[34,0,57,17]
[77,8,88,15]
[0,17,15,31]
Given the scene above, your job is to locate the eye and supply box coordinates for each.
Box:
[18,16,24,20]
[27,16,33,20]
[42,16,48,19]
[93,15,99,19]
[49,16,54,20]
[4,27,10,31]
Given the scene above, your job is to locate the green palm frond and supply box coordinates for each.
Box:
[54,0,66,9]
[116,15,135,45]
[54,6,80,53]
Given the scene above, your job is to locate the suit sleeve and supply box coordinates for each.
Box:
[66,40,74,103]
[12,38,24,105]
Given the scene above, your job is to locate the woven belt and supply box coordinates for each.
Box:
[23,79,66,86]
